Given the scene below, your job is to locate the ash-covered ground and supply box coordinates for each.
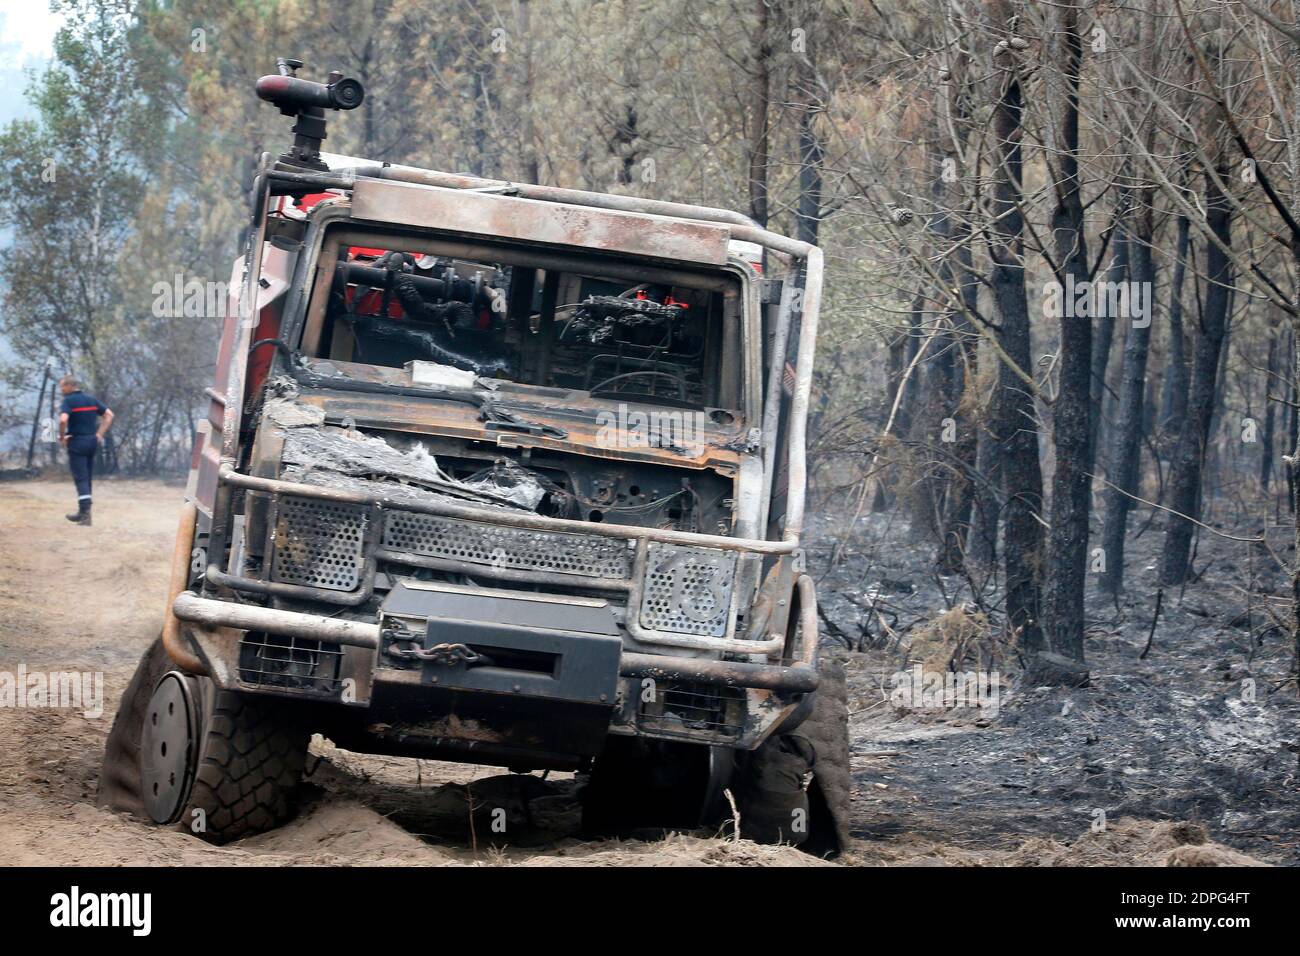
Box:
[809,506,1300,864]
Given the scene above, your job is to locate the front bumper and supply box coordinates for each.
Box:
[172,590,818,695]
[172,586,818,754]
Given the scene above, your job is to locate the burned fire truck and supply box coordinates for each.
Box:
[98,60,850,854]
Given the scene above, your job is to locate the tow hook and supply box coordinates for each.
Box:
[384,639,492,667]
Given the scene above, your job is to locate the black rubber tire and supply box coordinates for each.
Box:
[98,637,174,818]
[184,680,309,843]
[98,636,308,844]
[734,658,852,857]
[796,657,853,856]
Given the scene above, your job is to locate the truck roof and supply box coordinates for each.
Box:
[273,152,812,269]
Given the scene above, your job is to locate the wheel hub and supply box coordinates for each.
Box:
[140,672,196,824]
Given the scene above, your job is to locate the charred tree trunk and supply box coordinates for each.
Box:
[987,19,1044,651]
[1158,213,1191,453]
[747,0,772,227]
[1288,329,1298,514]
[1089,208,1130,472]
[970,391,1001,567]
[1262,328,1279,492]
[876,335,906,512]
[913,147,957,543]
[898,296,923,438]
[1042,1,1091,660]
[1098,193,1156,596]
[936,240,979,572]
[792,1,823,246]
[1289,304,1300,674]
[1161,167,1233,586]
[935,40,978,572]
[794,96,822,245]
[518,0,540,185]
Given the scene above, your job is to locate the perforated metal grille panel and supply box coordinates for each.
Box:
[382,511,633,579]
[270,496,368,591]
[638,542,737,637]
[238,632,344,694]
[639,680,744,739]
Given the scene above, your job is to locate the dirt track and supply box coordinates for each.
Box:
[0,478,1279,865]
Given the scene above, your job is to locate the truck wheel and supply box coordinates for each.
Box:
[98,636,308,844]
[735,658,852,857]
[580,737,721,837]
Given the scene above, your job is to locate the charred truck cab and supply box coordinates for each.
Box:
[99,61,850,854]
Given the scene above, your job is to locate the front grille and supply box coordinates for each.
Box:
[238,632,344,694]
[639,680,744,738]
[382,511,633,579]
[270,496,369,591]
[638,542,737,636]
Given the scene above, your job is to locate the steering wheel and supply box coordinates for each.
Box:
[588,370,686,399]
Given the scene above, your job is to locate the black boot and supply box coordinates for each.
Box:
[65,500,92,526]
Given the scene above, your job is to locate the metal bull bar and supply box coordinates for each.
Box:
[220,467,797,554]
[213,466,791,656]
[170,592,820,693]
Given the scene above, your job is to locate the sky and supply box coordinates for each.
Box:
[0,0,63,125]
[0,2,63,453]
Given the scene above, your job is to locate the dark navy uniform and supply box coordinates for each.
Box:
[61,390,106,503]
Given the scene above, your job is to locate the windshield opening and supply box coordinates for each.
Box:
[297,226,745,411]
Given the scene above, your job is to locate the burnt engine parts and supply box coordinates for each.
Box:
[329,255,511,375]
[568,293,686,344]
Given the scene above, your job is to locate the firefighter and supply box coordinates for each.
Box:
[57,376,114,526]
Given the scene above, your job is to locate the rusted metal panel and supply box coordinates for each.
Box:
[220,467,796,554]
[351,179,732,266]
[289,370,746,475]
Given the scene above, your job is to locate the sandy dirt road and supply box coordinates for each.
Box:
[0,478,1272,866]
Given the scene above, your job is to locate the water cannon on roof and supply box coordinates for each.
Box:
[255,58,365,171]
